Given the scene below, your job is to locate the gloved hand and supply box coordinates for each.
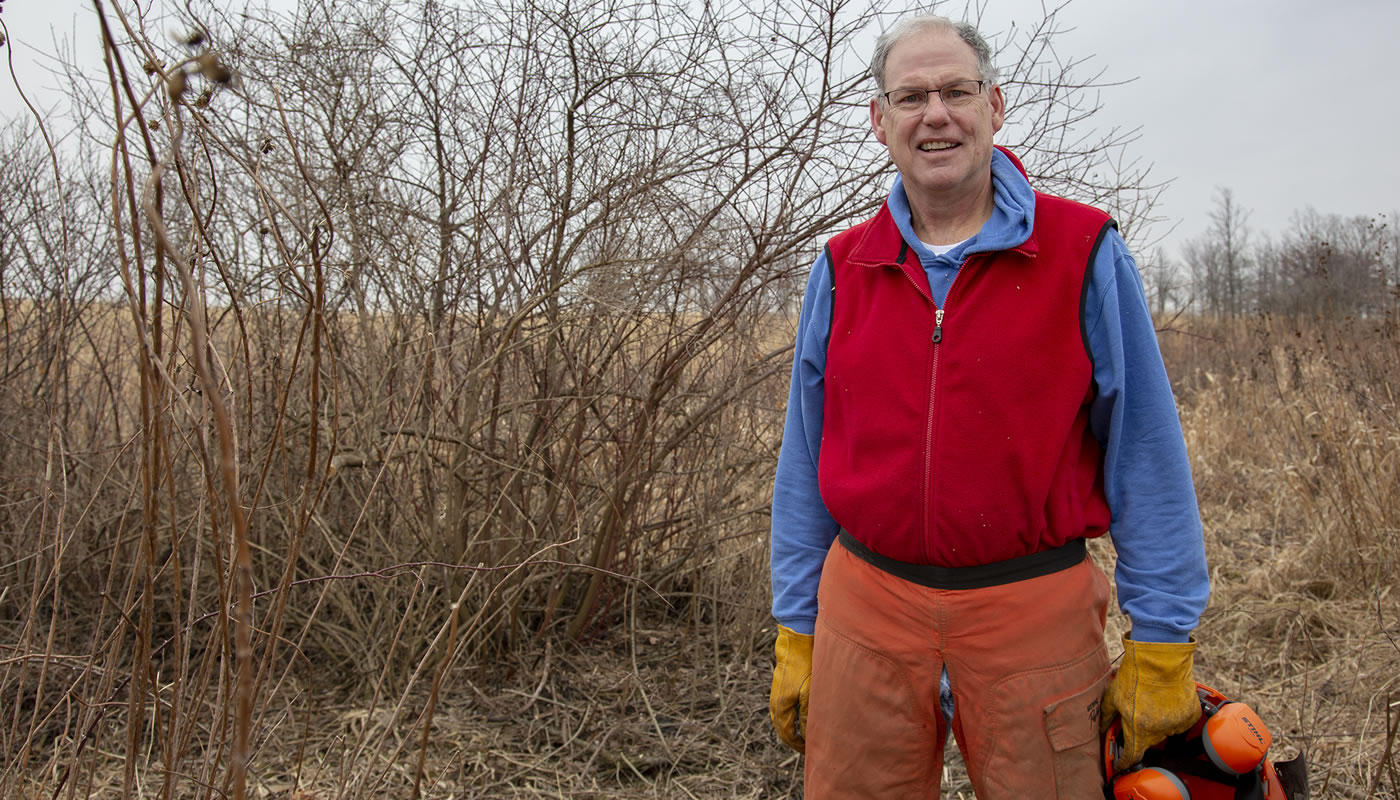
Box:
[1101,636,1202,771]
[769,625,814,752]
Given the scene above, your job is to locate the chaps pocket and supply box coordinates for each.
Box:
[1044,662,1114,797]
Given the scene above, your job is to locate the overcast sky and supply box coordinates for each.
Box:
[3,0,1397,261]
[972,0,1400,257]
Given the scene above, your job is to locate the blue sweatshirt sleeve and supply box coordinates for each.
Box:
[769,251,840,635]
[1084,229,1210,643]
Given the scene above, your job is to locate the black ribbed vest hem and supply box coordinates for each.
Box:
[837,530,1087,590]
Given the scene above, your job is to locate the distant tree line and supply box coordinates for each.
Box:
[1142,188,1400,318]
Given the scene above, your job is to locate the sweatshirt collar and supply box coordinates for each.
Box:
[886,146,1037,265]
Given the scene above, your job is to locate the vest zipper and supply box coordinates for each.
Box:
[924,317,940,563]
[897,253,962,564]
[924,258,970,564]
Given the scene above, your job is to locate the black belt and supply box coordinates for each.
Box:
[837,530,1087,590]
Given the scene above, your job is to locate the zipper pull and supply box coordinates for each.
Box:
[932,309,945,343]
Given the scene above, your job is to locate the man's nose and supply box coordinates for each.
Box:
[919,94,953,124]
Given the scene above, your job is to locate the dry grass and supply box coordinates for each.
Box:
[5,308,1400,799]
[1159,313,1400,799]
[9,620,793,800]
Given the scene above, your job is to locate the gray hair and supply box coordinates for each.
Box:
[870,15,998,93]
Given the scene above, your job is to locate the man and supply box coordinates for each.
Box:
[767,15,1210,799]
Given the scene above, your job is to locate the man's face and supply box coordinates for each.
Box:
[870,28,1005,206]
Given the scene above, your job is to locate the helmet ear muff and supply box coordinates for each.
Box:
[1111,766,1190,800]
[1202,701,1272,776]
[1105,683,1306,800]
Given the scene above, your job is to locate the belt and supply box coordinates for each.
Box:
[837,530,1087,590]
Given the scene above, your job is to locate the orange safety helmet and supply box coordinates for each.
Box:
[1104,683,1310,800]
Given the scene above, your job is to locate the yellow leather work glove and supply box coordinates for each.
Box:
[1101,637,1203,771]
[769,625,814,752]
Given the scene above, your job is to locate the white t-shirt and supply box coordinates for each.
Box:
[920,238,969,256]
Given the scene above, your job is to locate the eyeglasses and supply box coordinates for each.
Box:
[882,80,986,113]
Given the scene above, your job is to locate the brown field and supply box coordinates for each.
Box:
[2,300,1397,799]
[1149,313,1400,800]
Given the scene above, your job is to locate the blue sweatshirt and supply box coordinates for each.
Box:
[770,149,1209,643]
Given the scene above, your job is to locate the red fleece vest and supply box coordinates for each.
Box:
[817,185,1116,567]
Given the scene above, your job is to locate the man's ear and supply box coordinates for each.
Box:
[870,97,889,145]
[989,84,1005,134]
